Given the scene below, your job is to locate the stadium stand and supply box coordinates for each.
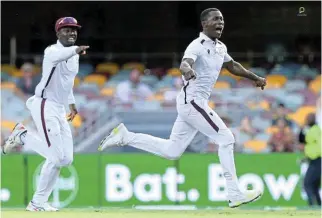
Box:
[1,60,321,154]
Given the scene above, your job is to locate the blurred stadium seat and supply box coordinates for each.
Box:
[249,67,267,77]
[167,68,181,77]
[255,133,270,141]
[308,78,321,94]
[71,114,83,128]
[33,65,42,74]
[96,62,119,75]
[74,76,81,87]
[1,120,16,131]
[284,80,307,92]
[83,74,107,87]
[284,94,305,110]
[100,87,115,97]
[252,116,271,131]
[289,106,317,126]
[108,69,132,82]
[140,75,159,87]
[218,76,237,87]
[244,140,268,153]
[122,62,145,73]
[221,68,241,81]
[148,93,165,101]
[208,101,215,109]
[214,81,231,89]
[266,126,278,134]
[78,63,94,78]
[270,64,293,79]
[1,81,17,90]
[296,65,319,80]
[11,70,24,78]
[1,64,17,75]
[266,75,287,88]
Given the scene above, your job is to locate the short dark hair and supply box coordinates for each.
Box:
[200,8,219,22]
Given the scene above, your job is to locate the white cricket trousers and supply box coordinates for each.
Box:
[125,97,243,199]
[24,96,73,204]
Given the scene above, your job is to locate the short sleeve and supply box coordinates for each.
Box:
[224,53,233,63]
[182,41,199,62]
[223,45,233,63]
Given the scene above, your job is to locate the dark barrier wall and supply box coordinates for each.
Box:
[1,1,321,54]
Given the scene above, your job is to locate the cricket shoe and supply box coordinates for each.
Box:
[26,201,59,212]
[2,123,27,154]
[98,123,129,151]
[228,189,263,208]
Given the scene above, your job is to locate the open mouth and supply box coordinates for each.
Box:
[215,27,223,33]
[68,37,76,41]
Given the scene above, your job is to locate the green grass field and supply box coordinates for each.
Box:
[1,208,321,218]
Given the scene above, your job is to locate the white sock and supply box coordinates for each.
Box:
[218,143,243,199]
[32,160,60,204]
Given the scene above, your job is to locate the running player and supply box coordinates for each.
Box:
[2,17,89,211]
[98,8,266,208]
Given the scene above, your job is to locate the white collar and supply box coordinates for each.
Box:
[56,40,76,48]
[56,40,65,48]
[199,32,217,44]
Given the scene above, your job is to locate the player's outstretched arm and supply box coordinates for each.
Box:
[180,58,197,81]
[223,60,266,90]
[46,45,90,64]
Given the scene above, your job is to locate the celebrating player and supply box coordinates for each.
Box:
[2,17,89,211]
[98,8,267,208]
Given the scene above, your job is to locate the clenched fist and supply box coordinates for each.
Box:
[254,76,267,90]
[76,45,90,55]
[183,70,197,81]
[67,104,78,122]
[180,61,196,81]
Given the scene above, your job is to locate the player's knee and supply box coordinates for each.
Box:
[59,156,73,167]
[218,129,235,147]
[164,154,181,160]
[164,149,183,160]
[48,156,61,167]
[65,156,73,166]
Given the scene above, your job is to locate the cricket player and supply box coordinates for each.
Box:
[98,8,267,208]
[2,17,89,211]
